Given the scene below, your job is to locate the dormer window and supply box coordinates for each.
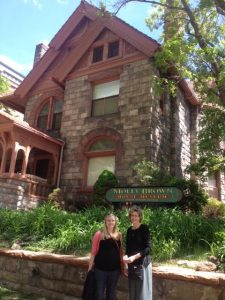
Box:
[92,46,104,63]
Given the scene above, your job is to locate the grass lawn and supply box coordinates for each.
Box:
[0,286,49,300]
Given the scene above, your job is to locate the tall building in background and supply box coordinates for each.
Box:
[0,60,25,91]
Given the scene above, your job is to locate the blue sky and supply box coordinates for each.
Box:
[0,0,159,76]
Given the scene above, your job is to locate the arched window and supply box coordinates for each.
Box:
[37,98,63,137]
[86,139,116,186]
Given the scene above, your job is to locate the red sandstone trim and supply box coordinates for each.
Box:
[0,249,224,287]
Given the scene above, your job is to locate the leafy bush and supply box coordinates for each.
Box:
[133,159,208,214]
[48,188,65,210]
[203,198,225,219]
[93,170,118,206]
[0,205,224,264]
[167,177,208,214]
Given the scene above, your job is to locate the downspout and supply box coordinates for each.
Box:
[57,139,65,188]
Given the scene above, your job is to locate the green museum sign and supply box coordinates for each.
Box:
[106,187,183,203]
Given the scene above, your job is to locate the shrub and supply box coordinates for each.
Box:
[167,177,208,214]
[48,188,65,210]
[203,198,225,219]
[93,170,118,206]
[133,159,208,214]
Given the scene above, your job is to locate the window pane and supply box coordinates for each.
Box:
[92,99,105,116]
[39,103,49,116]
[89,140,115,151]
[108,41,119,58]
[87,156,115,186]
[104,96,118,114]
[93,46,104,63]
[54,101,63,113]
[208,174,216,187]
[37,115,48,130]
[52,112,62,130]
[93,80,120,100]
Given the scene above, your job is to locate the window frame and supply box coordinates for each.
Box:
[85,138,116,188]
[91,79,120,117]
[36,97,63,133]
[91,39,121,65]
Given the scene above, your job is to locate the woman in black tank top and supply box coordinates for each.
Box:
[88,213,123,300]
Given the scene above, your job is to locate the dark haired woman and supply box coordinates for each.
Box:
[123,205,152,300]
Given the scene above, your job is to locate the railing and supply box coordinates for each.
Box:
[28,180,52,198]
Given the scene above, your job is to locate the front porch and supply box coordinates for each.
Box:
[0,111,64,209]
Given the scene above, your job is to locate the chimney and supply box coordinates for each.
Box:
[33,43,49,66]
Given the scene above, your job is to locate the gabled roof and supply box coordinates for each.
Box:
[5,1,159,102]
[0,1,200,109]
[0,110,64,146]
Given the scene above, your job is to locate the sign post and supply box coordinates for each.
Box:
[105,187,183,204]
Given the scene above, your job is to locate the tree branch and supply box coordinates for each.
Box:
[214,0,225,16]
[113,0,184,15]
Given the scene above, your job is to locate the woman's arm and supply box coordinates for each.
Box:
[88,254,95,271]
[88,231,101,271]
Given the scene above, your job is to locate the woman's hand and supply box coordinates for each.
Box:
[123,253,141,264]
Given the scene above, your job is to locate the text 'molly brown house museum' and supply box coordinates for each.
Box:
[1,1,215,210]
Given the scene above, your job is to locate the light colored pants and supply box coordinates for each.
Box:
[128,263,152,300]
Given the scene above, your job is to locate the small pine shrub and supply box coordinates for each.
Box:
[93,170,118,206]
[203,198,225,219]
[48,188,65,210]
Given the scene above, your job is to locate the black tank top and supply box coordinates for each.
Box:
[94,238,121,271]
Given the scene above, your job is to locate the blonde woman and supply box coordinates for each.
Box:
[123,206,152,300]
[88,213,123,300]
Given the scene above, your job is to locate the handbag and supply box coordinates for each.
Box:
[82,270,96,300]
[128,264,144,280]
[128,255,151,280]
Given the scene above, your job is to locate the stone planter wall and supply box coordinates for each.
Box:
[0,249,224,300]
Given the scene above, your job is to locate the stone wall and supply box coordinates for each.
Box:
[59,58,196,204]
[0,249,224,300]
[0,178,44,210]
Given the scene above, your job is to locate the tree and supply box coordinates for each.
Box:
[0,76,9,96]
[112,0,225,177]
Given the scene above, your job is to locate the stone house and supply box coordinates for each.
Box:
[1,1,217,209]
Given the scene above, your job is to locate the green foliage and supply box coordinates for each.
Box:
[0,205,224,265]
[133,159,208,213]
[203,198,225,219]
[0,76,9,95]
[133,159,172,186]
[93,170,118,206]
[48,188,65,210]
[167,177,208,214]
[208,232,225,271]
[143,0,225,176]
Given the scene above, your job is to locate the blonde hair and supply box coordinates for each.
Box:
[102,213,120,240]
[129,205,143,222]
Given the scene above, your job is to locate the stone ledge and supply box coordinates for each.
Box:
[0,249,224,287]
[0,249,89,268]
[153,265,225,287]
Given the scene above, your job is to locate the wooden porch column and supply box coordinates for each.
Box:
[21,146,31,177]
[9,144,17,176]
[0,144,7,173]
[52,154,58,185]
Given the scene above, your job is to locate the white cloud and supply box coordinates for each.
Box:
[56,0,68,4]
[0,55,32,75]
[23,0,42,9]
